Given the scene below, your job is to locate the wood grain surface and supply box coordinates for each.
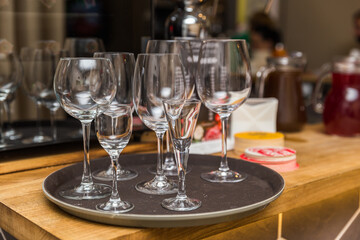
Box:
[1,125,360,239]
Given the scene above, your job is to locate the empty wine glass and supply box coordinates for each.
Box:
[54,57,117,200]
[32,48,67,140]
[20,47,52,144]
[95,104,134,213]
[92,52,137,181]
[197,39,252,183]
[0,53,22,147]
[145,40,195,97]
[146,40,195,176]
[162,99,202,211]
[63,38,105,137]
[133,53,186,195]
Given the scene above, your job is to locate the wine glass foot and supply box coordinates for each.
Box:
[161,196,201,211]
[163,166,179,176]
[59,183,111,200]
[201,170,247,183]
[135,176,178,195]
[93,168,138,181]
[148,164,191,176]
[22,135,52,144]
[5,129,22,140]
[96,199,134,213]
[0,142,9,148]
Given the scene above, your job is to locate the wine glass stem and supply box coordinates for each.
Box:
[177,170,186,198]
[116,158,122,172]
[0,103,4,145]
[155,132,165,176]
[110,154,121,200]
[164,131,173,164]
[219,116,230,172]
[50,109,57,140]
[166,131,171,152]
[4,101,11,130]
[81,122,93,185]
[36,101,44,136]
[174,148,187,198]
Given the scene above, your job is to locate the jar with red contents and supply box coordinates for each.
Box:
[313,56,360,136]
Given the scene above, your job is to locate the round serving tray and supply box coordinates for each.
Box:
[43,153,284,228]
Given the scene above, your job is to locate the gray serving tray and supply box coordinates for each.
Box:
[42,153,284,228]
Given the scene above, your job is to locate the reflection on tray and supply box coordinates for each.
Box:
[1,118,147,152]
[1,120,83,152]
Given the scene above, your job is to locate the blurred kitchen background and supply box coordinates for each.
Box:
[0,0,359,122]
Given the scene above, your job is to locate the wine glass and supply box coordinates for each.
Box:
[92,52,137,181]
[133,53,186,195]
[63,38,105,137]
[95,104,134,213]
[54,57,117,200]
[162,99,202,211]
[146,40,195,176]
[0,53,22,147]
[20,47,52,144]
[32,48,67,140]
[197,39,252,183]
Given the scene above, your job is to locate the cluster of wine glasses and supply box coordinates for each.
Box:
[20,41,70,143]
[0,38,106,149]
[0,52,22,148]
[53,38,251,213]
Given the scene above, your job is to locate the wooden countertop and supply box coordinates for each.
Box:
[1,124,360,239]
